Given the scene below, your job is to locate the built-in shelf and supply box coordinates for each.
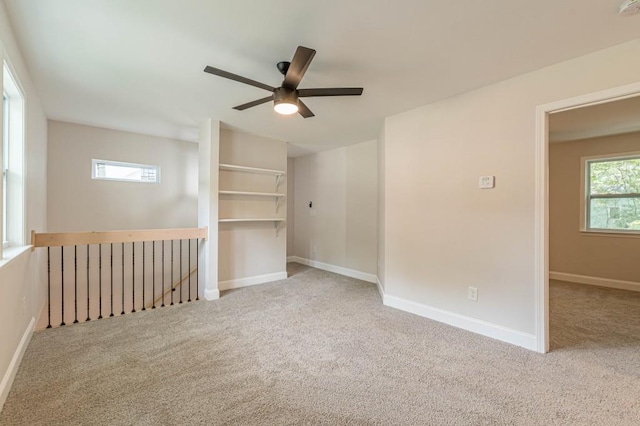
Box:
[219,190,285,198]
[219,163,286,176]
[219,162,286,234]
[218,218,285,223]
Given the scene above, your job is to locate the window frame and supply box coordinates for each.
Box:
[1,59,26,254]
[91,159,161,184]
[581,151,640,236]
[2,92,8,248]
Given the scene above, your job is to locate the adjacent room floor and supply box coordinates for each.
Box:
[1,266,639,425]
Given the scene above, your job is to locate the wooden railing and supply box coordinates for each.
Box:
[32,227,207,329]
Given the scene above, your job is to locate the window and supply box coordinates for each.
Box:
[2,93,8,246]
[92,159,160,183]
[2,61,25,252]
[583,153,640,233]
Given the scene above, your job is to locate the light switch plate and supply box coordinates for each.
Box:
[479,176,495,189]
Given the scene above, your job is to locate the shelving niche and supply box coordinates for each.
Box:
[218,163,286,231]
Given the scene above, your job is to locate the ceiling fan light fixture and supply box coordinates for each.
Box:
[273,87,299,115]
[274,100,299,115]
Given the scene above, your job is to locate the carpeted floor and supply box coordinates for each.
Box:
[1,266,639,425]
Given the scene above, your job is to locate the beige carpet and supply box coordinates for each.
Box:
[1,266,639,425]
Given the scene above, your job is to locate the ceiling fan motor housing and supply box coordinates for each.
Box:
[274,86,298,105]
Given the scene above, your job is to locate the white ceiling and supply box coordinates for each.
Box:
[5,1,640,156]
[549,95,640,143]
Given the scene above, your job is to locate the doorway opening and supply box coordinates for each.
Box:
[536,82,640,353]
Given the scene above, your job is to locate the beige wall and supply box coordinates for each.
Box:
[383,39,640,336]
[47,121,198,232]
[550,132,640,283]
[286,157,295,257]
[218,128,287,282]
[293,140,377,275]
[0,0,48,409]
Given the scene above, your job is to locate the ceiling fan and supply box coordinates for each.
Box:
[203,46,363,118]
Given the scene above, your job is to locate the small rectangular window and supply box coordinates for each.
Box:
[92,159,160,183]
[584,154,640,233]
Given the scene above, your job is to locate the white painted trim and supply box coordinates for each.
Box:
[534,104,549,354]
[535,81,640,355]
[289,256,377,283]
[550,271,640,292]
[203,288,220,300]
[218,271,288,291]
[0,317,35,411]
[383,295,537,351]
[376,278,384,301]
[286,256,296,263]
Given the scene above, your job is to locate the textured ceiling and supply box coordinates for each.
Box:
[5,0,640,155]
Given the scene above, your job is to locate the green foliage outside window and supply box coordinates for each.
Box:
[588,157,640,231]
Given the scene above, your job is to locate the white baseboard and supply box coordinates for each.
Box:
[383,294,537,351]
[203,288,220,300]
[550,271,640,292]
[289,256,377,284]
[219,271,288,291]
[0,317,35,411]
[286,256,296,263]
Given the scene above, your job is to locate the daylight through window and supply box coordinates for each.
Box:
[2,93,8,245]
[585,154,640,233]
[92,159,160,183]
[2,61,25,251]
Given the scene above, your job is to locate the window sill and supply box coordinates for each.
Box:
[580,230,640,239]
[0,245,32,271]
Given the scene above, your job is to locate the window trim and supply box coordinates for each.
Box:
[2,92,8,249]
[580,151,640,236]
[1,58,26,255]
[91,159,161,183]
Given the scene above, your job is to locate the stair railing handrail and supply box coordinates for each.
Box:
[31,227,208,248]
[30,227,208,329]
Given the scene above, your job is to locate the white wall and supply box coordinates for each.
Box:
[47,121,197,232]
[293,140,377,276]
[0,0,48,409]
[286,157,295,257]
[382,38,640,345]
[198,118,220,300]
[218,128,287,285]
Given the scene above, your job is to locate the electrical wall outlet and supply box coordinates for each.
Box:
[468,287,478,302]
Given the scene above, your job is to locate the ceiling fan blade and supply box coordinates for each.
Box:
[298,87,363,97]
[204,66,274,92]
[283,46,316,89]
[297,100,315,118]
[233,96,273,111]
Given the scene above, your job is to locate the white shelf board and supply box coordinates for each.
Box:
[219,190,285,197]
[219,163,286,176]
[218,218,286,223]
